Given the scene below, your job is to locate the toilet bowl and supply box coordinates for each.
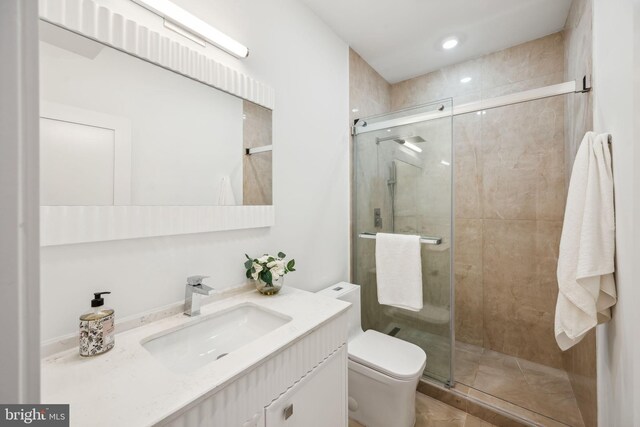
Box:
[318,282,427,427]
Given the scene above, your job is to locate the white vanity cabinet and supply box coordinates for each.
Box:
[264,346,347,427]
[161,311,348,427]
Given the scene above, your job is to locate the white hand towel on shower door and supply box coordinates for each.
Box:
[375,232,423,312]
[555,132,617,351]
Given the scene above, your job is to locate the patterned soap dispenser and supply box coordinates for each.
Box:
[79,292,115,357]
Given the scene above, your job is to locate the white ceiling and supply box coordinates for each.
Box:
[300,0,573,83]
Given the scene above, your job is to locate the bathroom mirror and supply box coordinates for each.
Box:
[39,21,273,207]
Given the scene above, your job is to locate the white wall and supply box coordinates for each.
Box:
[592,0,640,425]
[0,0,41,402]
[40,0,350,341]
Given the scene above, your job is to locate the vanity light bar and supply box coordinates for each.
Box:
[131,0,249,58]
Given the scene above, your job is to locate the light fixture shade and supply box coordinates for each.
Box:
[131,0,249,58]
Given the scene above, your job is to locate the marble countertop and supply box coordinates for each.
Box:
[41,286,350,427]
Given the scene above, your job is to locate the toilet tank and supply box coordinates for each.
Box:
[318,282,363,341]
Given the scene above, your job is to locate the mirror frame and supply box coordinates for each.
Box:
[39,0,275,246]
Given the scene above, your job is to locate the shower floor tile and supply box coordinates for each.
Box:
[348,393,496,427]
[455,342,585,427]
[376,322,584,426]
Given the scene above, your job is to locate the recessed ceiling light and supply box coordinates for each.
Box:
[352,108,359,113]
[442,37,459,50]
[460,77,472,83]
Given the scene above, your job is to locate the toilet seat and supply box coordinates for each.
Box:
[348,330,427,381]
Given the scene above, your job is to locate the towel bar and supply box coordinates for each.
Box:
[245,144,273,155]
[358,232,442,245]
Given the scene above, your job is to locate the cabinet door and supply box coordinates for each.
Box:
[265,346,347,427]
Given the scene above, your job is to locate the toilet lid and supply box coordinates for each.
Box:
[348,330,427,381]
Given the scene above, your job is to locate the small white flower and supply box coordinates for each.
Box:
[251,271,259,280]
[271,271,280,280]
[267,261,277,268]
[258,255,269,263]
[252,262,263,273]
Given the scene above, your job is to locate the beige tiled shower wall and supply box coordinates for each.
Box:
[349,49,391,123]
[562,0,597,426]
[391,32,567,368]
[349,49,392,330]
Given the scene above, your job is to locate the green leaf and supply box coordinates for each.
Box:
[245,269,252,279]
[262,270,273,285]
[287,259,295,270]
[244,259,253,269]
[278,252,286,259]
[245,253,251,260]
[267,257,275,263]
[289,268,296,272]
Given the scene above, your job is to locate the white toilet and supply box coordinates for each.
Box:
[319,282,427,427]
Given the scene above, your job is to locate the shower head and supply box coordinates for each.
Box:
[393,136,425,153]
[393,136,425,144]
[376,134,425,153]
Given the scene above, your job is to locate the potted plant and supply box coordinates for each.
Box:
[244,252,296,295]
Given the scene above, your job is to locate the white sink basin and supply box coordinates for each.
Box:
[142,303,291,374]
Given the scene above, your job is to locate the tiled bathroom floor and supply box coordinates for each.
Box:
[348,392,496,427]
[455,342,584,427]
[381,323,584,426]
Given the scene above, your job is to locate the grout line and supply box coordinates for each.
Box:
[514,357,534,387]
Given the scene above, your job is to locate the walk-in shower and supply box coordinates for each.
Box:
[352,77,593,426]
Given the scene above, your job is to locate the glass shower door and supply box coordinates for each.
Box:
[352,99,454,384]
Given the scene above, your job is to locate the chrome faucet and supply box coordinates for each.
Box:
[184,275,215,316]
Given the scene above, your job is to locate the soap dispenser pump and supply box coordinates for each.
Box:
[79,291,115,357]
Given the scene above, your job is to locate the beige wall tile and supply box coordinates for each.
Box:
[350,48,392,329]
[482,219,564,368]
[481,33,564,93]
[349,48,391,121]
[481,149,565,221]
[480,94,565,222]
[454,112,483,219]
[455,219,483,346]
[391,58,482,111]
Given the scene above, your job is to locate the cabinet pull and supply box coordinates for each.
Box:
[283,404,294,420]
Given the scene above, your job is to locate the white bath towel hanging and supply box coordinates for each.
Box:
[555,132,617,351]
[375,232,423,312]
[217,176,236,205]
